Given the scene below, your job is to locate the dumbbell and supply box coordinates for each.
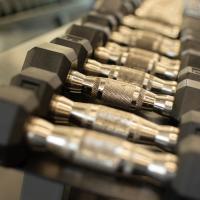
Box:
[181,16,200,54]
[181,17,200,44]
[174,49,200,120]
[180,49,200,71]
[94,0,134,23]
[0,86,199,199]
[94,0,181,39]
[173,132,200,199]
[172,77,200,120]
[180,19,200,71]
[178,23,200,83]
[184,0,200,20]
[93,0,181,58]
[66,24,180,80]
[81,12,180,78]
[22,42,175,116]
[121,15,180,39]
[100,42,180,80]
[131,0,142,9]
[110,27,181,58]
[178,66,200,83]
[182,16,200,35]
[181,29,200,49]
[181,36,200,54]
[82,12,181,74]
[180,35,200,71]
[83,11,118,32]
[135,0,183,27]
[82,12,181,58]
[0,85,177,183]
[51,34,177,95]
[173,43,200,121]
[11,67,179,152]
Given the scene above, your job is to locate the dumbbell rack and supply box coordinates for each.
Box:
[1,0,200,200]
[0,19,167,200]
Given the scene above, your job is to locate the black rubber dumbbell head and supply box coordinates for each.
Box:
[131,0,141,8]
[181,29,200,43]
[11,67,62,117]
[83,12,118,31]
[179,111,200,142]
[123,0,135,14]
[172,79,200,120]
[82,22,111,44]
[66,24,106,49]
[51,34,93,72]
[182,16,200,34]
[94,0,130,22]
[178,66,200,82]
[181,50,200,70]
[173,135,200,200]
[0,86,38,166]
[181,39,200,54]
[23,43,77,83]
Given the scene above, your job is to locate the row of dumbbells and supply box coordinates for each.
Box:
[0,0,68,16]
[1,0,200,199]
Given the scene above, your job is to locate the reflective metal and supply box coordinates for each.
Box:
[66,70,174,116]
[122,15,180,39]
[110,29,180,58]
[95,44,180,80]
[26,117,177,182]
[135,0,183,27]
[84,59,177,95]
[50,95,179,151]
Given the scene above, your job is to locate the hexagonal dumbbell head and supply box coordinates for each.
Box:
[173,135,200,200]
[0,86,38,166]
[95,0,123,12]
[22,43,77,83]
[94,0,132,22]
[66,24,106,50]
[83,12,118,31]
[172,79,200,120]
[82,22,111,45]
[181,39,200,56]
[51,34,93,72]
[178,111,200,142]
[181,51,200,70]
[11,67,62,117]
[130,0,141,8]
[182,17,200,34]
[178,66,200,83]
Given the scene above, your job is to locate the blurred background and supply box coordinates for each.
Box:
[0,0,94,52]
[0,1,94,199]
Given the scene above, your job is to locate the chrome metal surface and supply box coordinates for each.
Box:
[110,30,180,58]
[26,117,177,182]
[136,0,183,26]
[84,59,177,95]
[66,71,174,116]
[50,95,179,151]
[122,15,180,39]
[95,43,180,80]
